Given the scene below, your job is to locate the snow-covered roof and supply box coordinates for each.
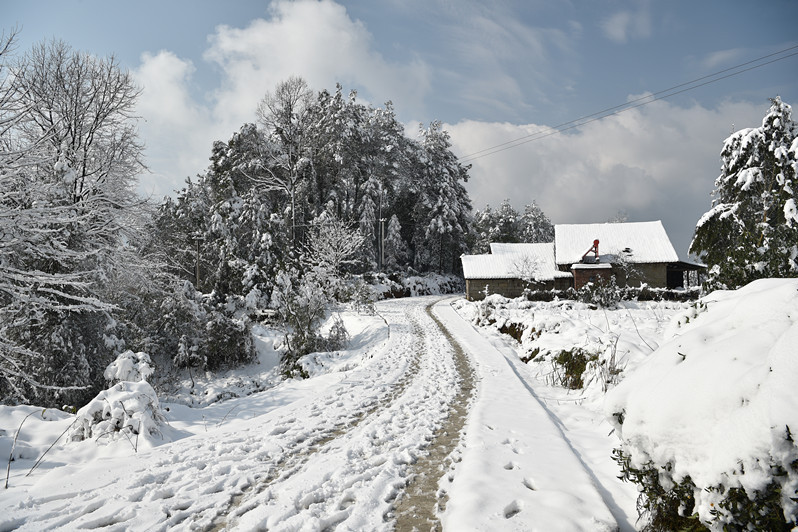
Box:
[489,242,541,255]
[554,221,679,265]
[462,243,572,281]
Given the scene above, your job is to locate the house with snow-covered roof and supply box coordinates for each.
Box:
[554,220,702,290]
[461,242,572,300]
[461,220,703,300]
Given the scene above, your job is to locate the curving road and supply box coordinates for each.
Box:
[3,296,623,531]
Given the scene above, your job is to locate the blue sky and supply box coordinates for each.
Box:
[4,0,797,255]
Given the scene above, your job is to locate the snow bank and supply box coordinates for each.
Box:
[0,406,72,466]
[458,293,684,395]
[605,278,798,526]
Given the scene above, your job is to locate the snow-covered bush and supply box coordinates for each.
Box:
[605,278,798,529]
[104,350,153,384]
[365,271,464,300]
[69,381,166,446]
[318,314,350,353]
[575,276,622,308]
[152,281,254,372]
[201,310,255,370]
[271,269,330,376]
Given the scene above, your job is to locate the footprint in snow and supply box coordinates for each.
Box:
[504,500,523,519]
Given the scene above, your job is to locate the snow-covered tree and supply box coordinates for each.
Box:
[0,37,146,405]
[383,214,409,271]
[470,204,498,254]
[412,121,472,273]
[493,199,521,243]
[471,199,554,253]
[255,76,315,246]
[358,178,379,269]
[304,215,365,284]
[690,97,798,289]
[520,201,554,243]
[270,269,329,375]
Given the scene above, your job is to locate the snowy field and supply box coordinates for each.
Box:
[2,281,797,530]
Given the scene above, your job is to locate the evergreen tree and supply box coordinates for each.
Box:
[412,121,472,273]
[690,97,798,289]
[470,204,498,254]
[384,214,409,271]
[470,199,553,253]
[520,201,555,243]
[494,199,521,243]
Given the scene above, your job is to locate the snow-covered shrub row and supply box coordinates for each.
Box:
[403,273,464,296]
[69,381,166,447]
[368,272,464,299]
[520,285,700,304]
[605,278,798,529]
[152,281,255,372]
[458,293,681,393]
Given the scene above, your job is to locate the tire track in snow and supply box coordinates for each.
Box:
[392,299,477,531]
[218,297,467,530]
[5,301,425,531]
[210,304,430,530]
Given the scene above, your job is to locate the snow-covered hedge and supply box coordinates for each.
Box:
[605,278,798,529]
[369,272,464,299]
[69,381,166,446]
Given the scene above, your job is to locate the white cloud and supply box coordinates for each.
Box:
[447,99,765,256]
[204,0,431,123]
[430,2,578,118]
[601,2,652,44]
[132,0,431,198]
[133,51,214,198]
[701,48,745,70]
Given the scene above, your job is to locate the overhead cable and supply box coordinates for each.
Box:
[458,44,798,163]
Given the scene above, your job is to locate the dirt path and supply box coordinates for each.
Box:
[392,300,477,531]
[212,297,473,530]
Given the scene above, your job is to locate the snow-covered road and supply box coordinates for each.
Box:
[3,296,630,530]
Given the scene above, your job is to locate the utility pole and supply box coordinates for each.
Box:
[379,217,386,272]
[193,233,204,289]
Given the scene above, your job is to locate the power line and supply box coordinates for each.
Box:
[458,44,798,164]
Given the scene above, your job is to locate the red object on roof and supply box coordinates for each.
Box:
[582,239,600,262]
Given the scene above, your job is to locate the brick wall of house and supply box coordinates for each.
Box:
[572,267,613,290]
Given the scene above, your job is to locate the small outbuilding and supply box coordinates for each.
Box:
[461,242,572,300]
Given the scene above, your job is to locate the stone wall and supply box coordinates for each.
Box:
[465,278,559,300]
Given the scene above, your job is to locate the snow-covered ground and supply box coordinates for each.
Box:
[2,283,795,530]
